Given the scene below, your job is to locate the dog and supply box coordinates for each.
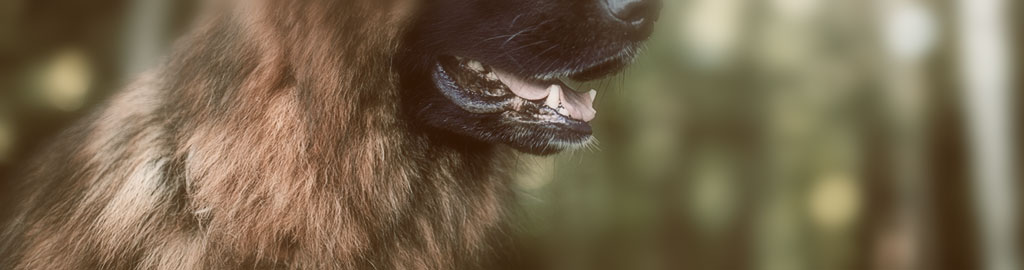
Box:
[0,0,659,268]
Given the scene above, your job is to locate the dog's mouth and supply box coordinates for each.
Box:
[432,55,630,133]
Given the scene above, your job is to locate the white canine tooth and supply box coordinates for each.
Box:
[557,106,570,116]
[545,85,561,108]
[589,89,597,100]
[467,61,485,72]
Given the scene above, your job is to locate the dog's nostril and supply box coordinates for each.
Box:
[607,0,660,25]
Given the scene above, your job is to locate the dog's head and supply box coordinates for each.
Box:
[400,0,661,155]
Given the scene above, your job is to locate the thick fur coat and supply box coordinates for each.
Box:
[1,1,514,269]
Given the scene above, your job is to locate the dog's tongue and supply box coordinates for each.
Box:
[493,69,597,122]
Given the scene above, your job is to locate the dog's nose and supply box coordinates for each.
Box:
[606,0,661,26]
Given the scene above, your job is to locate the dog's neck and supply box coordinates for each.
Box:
[155,2,513,267]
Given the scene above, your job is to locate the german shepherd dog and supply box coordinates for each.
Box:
[0,0,659,268]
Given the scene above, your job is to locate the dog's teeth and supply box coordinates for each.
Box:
[589,89,597,100]
[467,60,485,72]
[557,106,570,116]
[545,85,561,108]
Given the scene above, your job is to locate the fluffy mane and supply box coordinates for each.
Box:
[1,1,515,269]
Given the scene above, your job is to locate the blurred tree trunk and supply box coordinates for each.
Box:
[859,0,944,269]
[1013,0,1024,253]
[1015,2,1024,257]
[922,0,982,269]
[954,0,1022,268]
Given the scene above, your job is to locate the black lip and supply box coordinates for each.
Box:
[503,109,593,136]
[547,113,594,134]
[433,58,515,114]
[569,56,631,81]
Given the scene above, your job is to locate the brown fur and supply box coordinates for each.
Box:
[1,1,516,269]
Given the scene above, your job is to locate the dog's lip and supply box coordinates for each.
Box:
[566,55,632,81]
[528,47,638,81]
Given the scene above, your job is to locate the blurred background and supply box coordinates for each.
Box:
[0,0,1020,269]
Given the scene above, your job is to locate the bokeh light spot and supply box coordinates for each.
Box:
[808,172,861,230]
[681,0,744,67]
[883,1,938,62]
[37,48,93,112]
